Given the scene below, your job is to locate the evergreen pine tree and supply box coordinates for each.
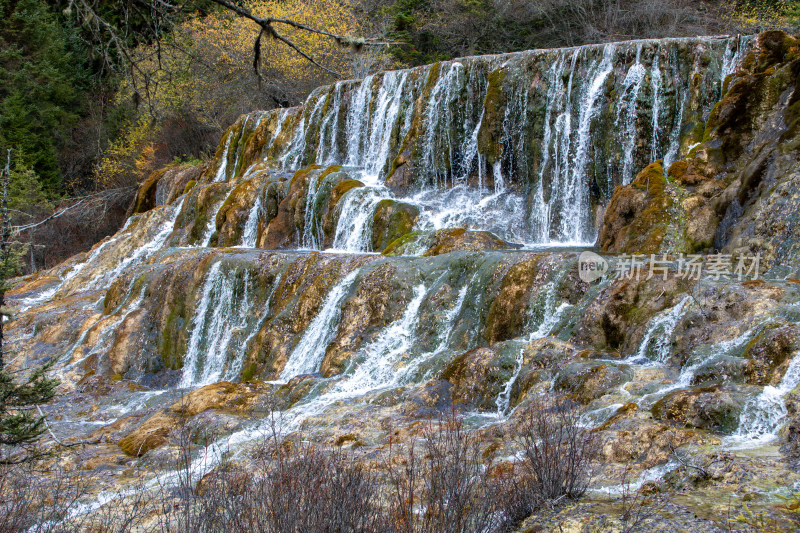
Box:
[0,149,58,459]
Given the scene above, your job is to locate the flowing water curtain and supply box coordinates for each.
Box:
[180,261,258,387]
[207,36,753,251]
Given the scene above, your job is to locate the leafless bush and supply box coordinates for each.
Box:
[202,442,384,532]
[0,397,602,531]
[156,406,385,533]
[386,409,511,533]
[513,394,599,503]
[81,482,158,533]
[0,462,88,533]
[618,466,657,533]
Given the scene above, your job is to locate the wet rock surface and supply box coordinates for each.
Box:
[7,31,800,530]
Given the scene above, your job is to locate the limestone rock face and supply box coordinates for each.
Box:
[651,385,752,433]
[372,200,419,253]
[599,162,675,254]
[384,228,515,256]
[441,347,514,410]
[742,324,800,385]
[598,407,713,469]
[554,361,632,405]
[600,32,800,273]
[118,381,274,456]
[129,164,205,216]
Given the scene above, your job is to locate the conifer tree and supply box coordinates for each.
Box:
[0,150,58,458]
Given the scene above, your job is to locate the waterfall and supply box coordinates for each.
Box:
[633,296,692,363]
[81,198,183,292]
[179,262,253,387]
[191,36,750,251]
[331,283,427,396]
[733,352,800,445]
[496,268,574,416]
[420,63,465,188]
[239,189,263,248]
[283,282,429,431]
[316,84,344,165]
[650,48,664,162]
[362,71,411,178]
[616,44,647,186]
[280,268,361,379]
[559,44,615,242]
[225,271,284,381]
[636,328,756,409]
[301,172,324,249]
[213,134,232,183]
[331,188,390,252]
[529,55,565,241]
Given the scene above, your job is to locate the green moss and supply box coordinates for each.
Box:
[160,301,187,370]
[477,68,506,163]
[242,363,258,382]
[382,231,425,255]
[216,180,252,226]
[183,180,197,195]
[372,199,419,251]
[131,168,168,214]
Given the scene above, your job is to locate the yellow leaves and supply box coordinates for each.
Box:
[186,0,359,84]
[121,0,363,131]
[103,0,384,189]
[723,1,796,33]
[96,116,157,189]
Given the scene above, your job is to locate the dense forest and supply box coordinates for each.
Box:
[1,0,798,271]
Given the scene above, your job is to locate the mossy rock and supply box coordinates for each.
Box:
[599,161,672,254]
[372,199,419,252]
[651,385,749,434]
[554,361,632,405]
[130,168,168,215]
[477,68,506,163]
[485,256,545,344]
[742,324,800,386]
[441,346,517,411]
[383,228,514,257]
[424,228,512,256]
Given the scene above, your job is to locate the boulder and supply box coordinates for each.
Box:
[118,381,274,456]
[554,361,632,405]
[742,324,800,386]
[651,385,751,433]
[372,200,419,252]
[384,228,516,257]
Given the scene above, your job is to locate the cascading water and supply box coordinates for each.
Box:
[557,44,615,242]
[330,188,389,252]
[731,351,800,446]
[495,277,574,417]
[301,172,324,249]
[616,44,647,186]
[239,189,263,248]
[179,262,253,387]
[632,296,693,363]
[194,35,751,252]
[280,268,362,379]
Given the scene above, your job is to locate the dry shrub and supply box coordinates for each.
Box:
[0,462,87,533]
[198,443,384,532]
[0,398,600,531]
[386,409,504,533]
[513,394,599,503]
